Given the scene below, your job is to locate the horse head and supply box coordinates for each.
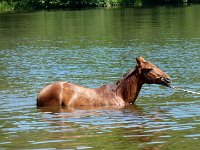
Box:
[136,57,172,87]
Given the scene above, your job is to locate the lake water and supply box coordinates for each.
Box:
[0,5,200,149]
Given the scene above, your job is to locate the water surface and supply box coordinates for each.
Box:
[0,5,200,149]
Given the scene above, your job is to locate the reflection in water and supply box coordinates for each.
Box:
[36,105,171,149]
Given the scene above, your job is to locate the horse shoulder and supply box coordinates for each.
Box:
[94,84,124,106]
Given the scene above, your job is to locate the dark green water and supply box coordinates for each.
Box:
[0,5,200,150]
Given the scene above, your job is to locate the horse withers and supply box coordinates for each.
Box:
[36,57,172,108]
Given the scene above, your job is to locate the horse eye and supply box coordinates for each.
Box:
[146,68,153,73]
[147,68,153,71]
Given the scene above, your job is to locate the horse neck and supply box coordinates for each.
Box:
[116,69,143,104]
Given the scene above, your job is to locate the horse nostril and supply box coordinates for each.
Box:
[164,77,172,83]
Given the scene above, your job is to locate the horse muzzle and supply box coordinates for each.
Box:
[161,77,172,87]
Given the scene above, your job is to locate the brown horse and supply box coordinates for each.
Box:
[37,57,172,108]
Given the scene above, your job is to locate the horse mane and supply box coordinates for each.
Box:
[116,65,138,86]
[115,65,141,103]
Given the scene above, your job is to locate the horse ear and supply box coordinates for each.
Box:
[136,57,145,67]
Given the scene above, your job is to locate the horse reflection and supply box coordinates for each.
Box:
[37,57,172,108]
[38,105,167,150]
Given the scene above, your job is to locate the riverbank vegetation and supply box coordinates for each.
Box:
[0,0,200,11]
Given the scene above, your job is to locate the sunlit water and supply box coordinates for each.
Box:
[0,5,200,149]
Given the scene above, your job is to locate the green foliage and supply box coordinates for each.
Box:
[0,1,13,11]
[0,0,200,11]
[0,0,145,10]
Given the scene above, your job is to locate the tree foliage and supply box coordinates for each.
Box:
[0,0,200,10]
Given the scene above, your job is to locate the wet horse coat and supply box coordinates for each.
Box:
[37,57,172,107]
